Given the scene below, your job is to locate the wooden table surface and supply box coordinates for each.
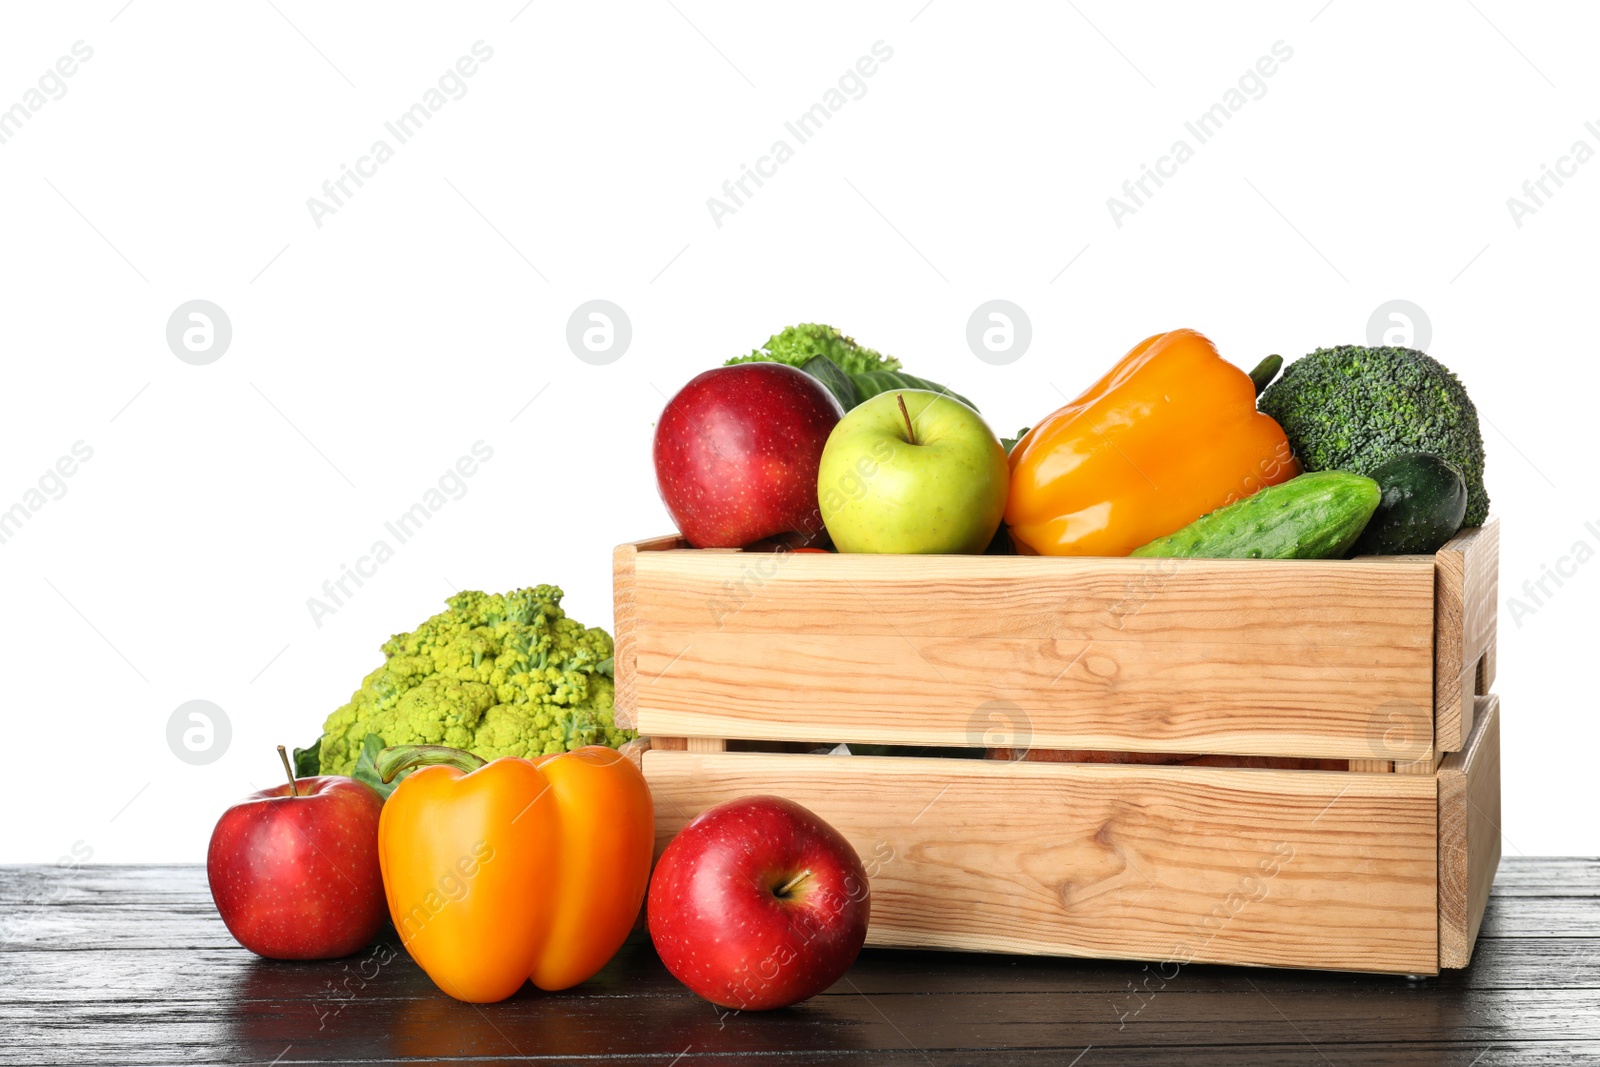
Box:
[2,858,1595,1065]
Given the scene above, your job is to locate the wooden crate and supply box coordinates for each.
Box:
[614,522,1502,974]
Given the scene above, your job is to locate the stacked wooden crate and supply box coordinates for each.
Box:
[614,521,1501,974]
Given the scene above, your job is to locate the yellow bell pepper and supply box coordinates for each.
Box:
[375,744,653,1003]
[1006,329,1297,556]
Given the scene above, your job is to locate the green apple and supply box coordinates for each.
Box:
[818,390,1009,554]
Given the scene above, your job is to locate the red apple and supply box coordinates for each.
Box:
[207,754,386,960]
[648,795,870,1011]
[653,363,842,548]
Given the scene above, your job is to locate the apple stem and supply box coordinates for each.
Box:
[775,869,812,898]
[276,745,299,798]
[897,394,917,446]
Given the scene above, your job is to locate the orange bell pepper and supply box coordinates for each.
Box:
[1006,329,1297,556]
[375,744,653,1003]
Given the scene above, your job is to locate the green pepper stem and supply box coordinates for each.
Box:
[1249,354,1283,396]
[375,745,488,783]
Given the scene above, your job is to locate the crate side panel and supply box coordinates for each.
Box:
[613,542,639,730]
[1434,521,1499,752]
[1439,695,1502,968]
[631,550,1436,760]
[645,751,1440,974]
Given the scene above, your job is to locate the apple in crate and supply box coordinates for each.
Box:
[819,389,1009,553]
[648,796,871,1011]
[653,363,842,548]
[207,748,386,960]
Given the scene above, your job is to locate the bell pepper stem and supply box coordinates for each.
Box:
[376,744,488,783]
[1249,354,1283,396]
[276,745,299,797]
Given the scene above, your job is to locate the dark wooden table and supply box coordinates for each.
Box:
[2,858,1595,1065]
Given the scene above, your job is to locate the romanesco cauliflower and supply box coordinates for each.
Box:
[317,586,632,775]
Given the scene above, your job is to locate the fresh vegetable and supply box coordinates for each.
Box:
[376,744,653,1003]
[208,747,386,960]
[819,390,1009,554]
[1350,452,1468,555]
[1006,329,1299,557]
[800,353,860,410]
[728,323,896,376]
[1258,345,1489,526]
[648,795,870,1011]
[1000,427,1030,455]
[315,587,631,777]
[850,368,976,411]
[291,738,321,777]
[1129,471,1380,559]
[351,733,409,799]
[656,363,840,548]
[1248,354,1283,396]
[728,323,976,410]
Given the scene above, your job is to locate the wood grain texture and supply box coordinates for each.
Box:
[612,542,639,730]
[636,630,1434,759]
[643,750,1440,974]
[1434,520,1499,753]
[1395,755,1438,775]
[1,860,1593,1065]
[1478,638,1498,697]
[621,542,1438,761]
[617,736,650,773]
[614,535,691,731]
[1439,694,1503,968]
[1002,749,1352,771]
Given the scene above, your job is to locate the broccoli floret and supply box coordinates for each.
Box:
[725,323,900,376]
[1259,346,1489,525]
[317,586,632,775]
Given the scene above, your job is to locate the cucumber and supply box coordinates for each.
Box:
[799,354,861,410]
[1129,471,1381,559]
[852,370,977,412]
[1350,452,1467,555]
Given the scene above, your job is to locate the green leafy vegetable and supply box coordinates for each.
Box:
[1259,345,1488,525]
[728,324,977,411]
[351,734,407,800]
[1001,427,1031,455]
[727,323,899,375]
[291,739,321,777]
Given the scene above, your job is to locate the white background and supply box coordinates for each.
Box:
[0,0,1593,863]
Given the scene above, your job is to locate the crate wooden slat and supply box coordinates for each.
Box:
[616,544,1443,762]
[613,534,683,732]
[644,747,1441,974]
[1434,522,1500,752]
[1439,694,1502,967]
